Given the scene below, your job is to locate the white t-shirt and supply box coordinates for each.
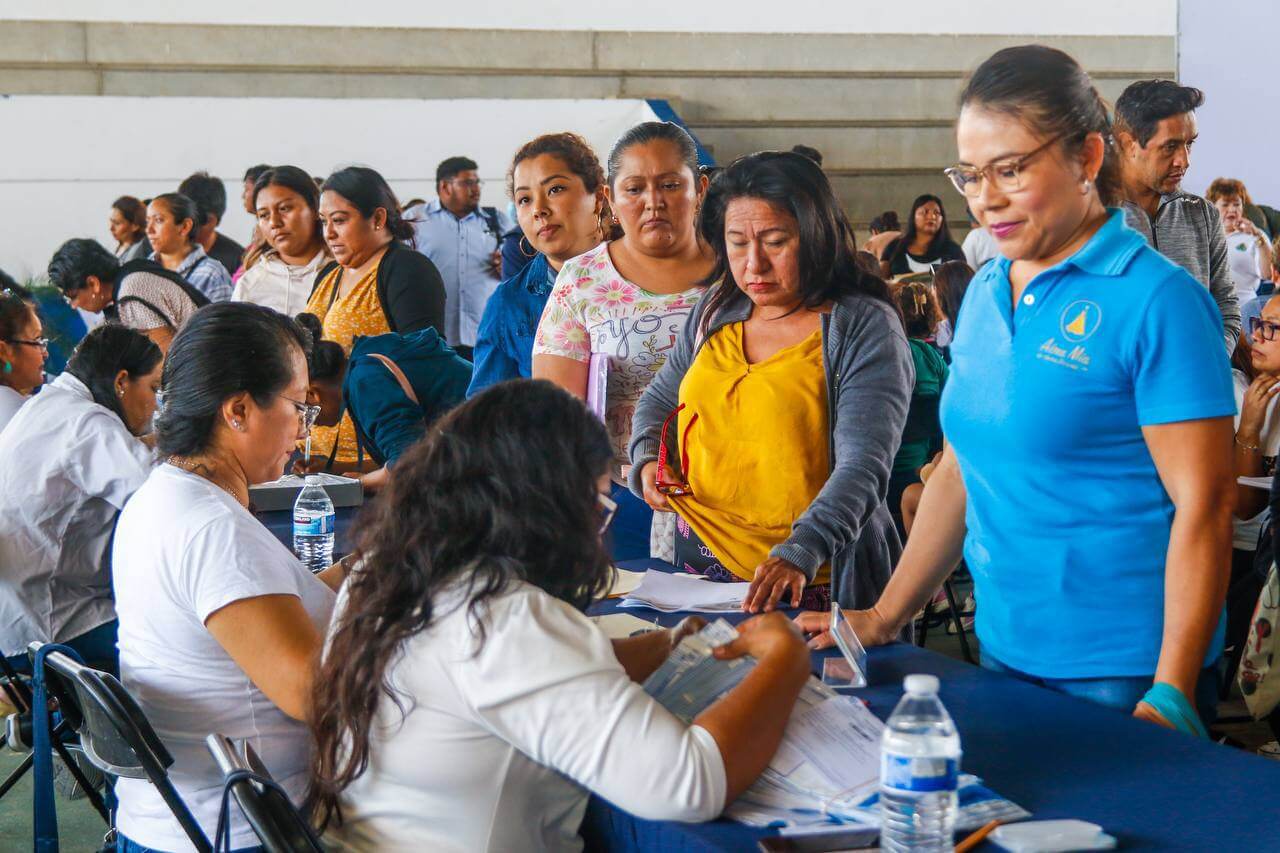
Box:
[112,464,335,850]
[0,384,26,433]
[1226,231,1267,305]
[962,226,999,271]
[324,581,726,852]
[1233,369,1280,550]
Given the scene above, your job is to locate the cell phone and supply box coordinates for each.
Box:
[757,827,879,852]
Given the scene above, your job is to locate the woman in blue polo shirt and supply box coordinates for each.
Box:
[798,46,1235,734]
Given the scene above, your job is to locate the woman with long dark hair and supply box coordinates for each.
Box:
[931,259,975,350]
[881,193,966,277]
[629,150,913,614]
[800,45,1235,735]
[469,132,613,396]
[303,166,446,474]
[309,380,809,849]
[232,165,330,314]
[0,324,161,675]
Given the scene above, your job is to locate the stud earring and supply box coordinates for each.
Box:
[1,362,10,374]
[232,419,242,430]
[1081,179,1092,195]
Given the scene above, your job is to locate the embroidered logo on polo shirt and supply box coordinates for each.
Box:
[1060,300,1102,343]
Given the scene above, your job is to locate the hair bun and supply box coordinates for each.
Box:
[294,312,324,345]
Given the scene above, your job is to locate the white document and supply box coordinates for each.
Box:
[771,697,883,798]
[607,568,646,598]
[620,570,750,613]
[590,612,659,639]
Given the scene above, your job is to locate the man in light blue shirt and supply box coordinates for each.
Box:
[409,157,515,358]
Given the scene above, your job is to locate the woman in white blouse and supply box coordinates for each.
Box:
[112,303,344,851]
[0,324,160,674]
[309,380,810,852]
[0,288,46,432]
[231,165,330,315]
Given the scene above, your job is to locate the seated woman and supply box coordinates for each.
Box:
[881,194,966,277]
[0,288,46,431]
[146,192,234,303]
[112,303,344,851]
[308,380,810,850]
[931,260,975,352]
[0,324,160,674]
[468,132,614,396]
[294,312,472,491]
[630,151,913,614]
[889,281,949,536]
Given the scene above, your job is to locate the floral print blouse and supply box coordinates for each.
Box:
[533,241,705,477]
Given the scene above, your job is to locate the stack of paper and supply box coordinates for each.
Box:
[620,571,749,613]
[607,567,646,598]
[642,620,1030,831]
[591,612,658,639]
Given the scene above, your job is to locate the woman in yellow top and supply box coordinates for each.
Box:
[304,167,446,471]
[630,152,914,613]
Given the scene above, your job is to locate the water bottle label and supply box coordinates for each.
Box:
[881,754,958,793]
[293,512,335,536]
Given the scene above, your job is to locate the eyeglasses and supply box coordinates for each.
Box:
[1251,316,1280,342]
[944,135,1063,198]
[597,491,618,536]
[278,394,321,431]
[5,337,49,351]
[656,403,698,497]
[451,178,483,190]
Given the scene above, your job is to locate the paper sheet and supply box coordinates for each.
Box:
[607,568,646,598]
[772,697,883,796]
[620,571,750,613]
[591,612,659,639]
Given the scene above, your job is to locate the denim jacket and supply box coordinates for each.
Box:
[467,253,553,397]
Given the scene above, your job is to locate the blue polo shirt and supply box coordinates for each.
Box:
[941,209,1235,679]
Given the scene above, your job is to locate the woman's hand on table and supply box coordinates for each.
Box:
[639,460,678,512]
[712,611,808,667]
[743,557,806,613]
[793,607,895,650]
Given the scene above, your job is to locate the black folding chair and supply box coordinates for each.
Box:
[914,578,976,664]
[206,734,324,853]
[38,647,212,852]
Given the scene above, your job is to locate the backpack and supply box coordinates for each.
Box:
[107,258,210,330]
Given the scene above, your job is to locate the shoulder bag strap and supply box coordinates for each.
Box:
[366,353,419,405]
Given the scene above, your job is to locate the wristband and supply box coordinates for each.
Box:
[1141,682,1208,737]
[1236,435,1261,452]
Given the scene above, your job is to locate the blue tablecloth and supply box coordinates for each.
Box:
[254,511,1280,851]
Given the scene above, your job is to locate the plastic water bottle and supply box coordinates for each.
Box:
[879,674,961,852]
[292,475,335,573]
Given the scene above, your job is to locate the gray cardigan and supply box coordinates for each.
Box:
[627,287,914,610]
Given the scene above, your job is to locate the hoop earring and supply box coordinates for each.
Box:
[519,235,537,258]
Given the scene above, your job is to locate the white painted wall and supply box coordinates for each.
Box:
[0,0,1176,35]
[1179,0,1280,206]
[0,96,660,280]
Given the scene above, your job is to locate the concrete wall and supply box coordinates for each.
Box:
[0,18,1176,268]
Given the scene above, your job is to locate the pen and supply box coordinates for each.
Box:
[955,819,1001,853]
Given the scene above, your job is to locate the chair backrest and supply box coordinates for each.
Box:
[39,648,212,853]
[206,734,324,853]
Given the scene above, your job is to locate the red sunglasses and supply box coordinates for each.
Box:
[656,403,698,497]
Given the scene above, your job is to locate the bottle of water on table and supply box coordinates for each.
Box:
[879,673,961,852]
[293,475,335,573]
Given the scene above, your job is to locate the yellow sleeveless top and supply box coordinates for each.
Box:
[304,259,388,465]
[671,321,830,584]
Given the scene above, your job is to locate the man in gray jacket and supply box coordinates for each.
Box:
[1115,80,1239,351]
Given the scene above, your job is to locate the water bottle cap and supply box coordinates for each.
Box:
[304,475,321,486]
[903,674,939,696]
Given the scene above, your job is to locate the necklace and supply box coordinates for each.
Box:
[166,455,247,507]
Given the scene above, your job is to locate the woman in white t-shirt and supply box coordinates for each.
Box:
[112,303,343,852]
[0,324,160,674]
[309,380,810,852]
[0,289,46,432]
[1208,178,1272,306]
[533,121,715,562]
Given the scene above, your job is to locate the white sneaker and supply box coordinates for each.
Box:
[1257,741,1280,760]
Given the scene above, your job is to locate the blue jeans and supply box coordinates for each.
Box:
[981,652,1220,725]
[117,836,262,853]
[5,619,120,677]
